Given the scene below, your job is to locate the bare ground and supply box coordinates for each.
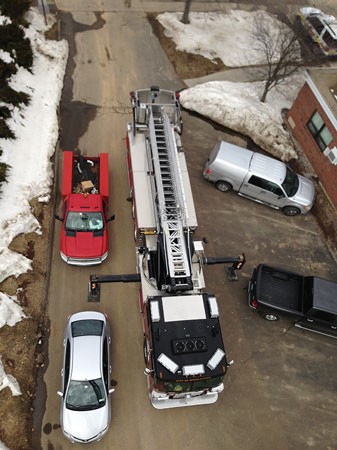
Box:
[0,199,52,449]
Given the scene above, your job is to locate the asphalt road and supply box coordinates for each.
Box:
[41,1,337,449]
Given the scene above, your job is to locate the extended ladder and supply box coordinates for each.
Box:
[148,106,192,288]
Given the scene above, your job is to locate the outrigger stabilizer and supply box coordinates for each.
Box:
[88,253,246,302]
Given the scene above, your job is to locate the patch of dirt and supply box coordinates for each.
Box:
[0,199,52,450]
[147,13,226,80]
[45,22,58,41]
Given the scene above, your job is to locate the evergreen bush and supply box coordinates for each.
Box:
[0,0,34,185]
[0,0,33,25]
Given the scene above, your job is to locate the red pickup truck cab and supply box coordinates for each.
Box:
[55,152,114,265]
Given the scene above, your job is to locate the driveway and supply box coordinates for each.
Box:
[40,1,337,449]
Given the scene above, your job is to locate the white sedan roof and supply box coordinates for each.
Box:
[71,335,102,381]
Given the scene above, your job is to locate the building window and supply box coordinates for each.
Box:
[307,111,333,151]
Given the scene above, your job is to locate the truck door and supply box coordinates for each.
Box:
[239,175,285,208]
[301,309,337,338]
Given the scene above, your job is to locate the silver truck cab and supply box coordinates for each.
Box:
[203,141,315,216]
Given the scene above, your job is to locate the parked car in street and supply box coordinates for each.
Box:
[203,141,315,216]
[298,7,337,57]
[57,311,114,443]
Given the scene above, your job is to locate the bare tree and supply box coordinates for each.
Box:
[181,0,192,24]
[251,13,303,103]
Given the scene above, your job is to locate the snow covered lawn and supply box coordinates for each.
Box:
[157,10,297,67]
[158,11,305,161]
[0,7,68,436]
[0,9,68,284]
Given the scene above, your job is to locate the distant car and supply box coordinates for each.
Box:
[298,7,337,56]
[57,311,114,443]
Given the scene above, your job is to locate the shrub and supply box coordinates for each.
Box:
[0,61,18,81]
[0,85,30,107]
[0,0,33,25]
[0,24,33,69]
[0,118,15,140]
[0,161,9,183]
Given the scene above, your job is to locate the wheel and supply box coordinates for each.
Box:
[215,181,232,192]
[282,206,300,216]
[143,337,150,365]
[262,312,280,321]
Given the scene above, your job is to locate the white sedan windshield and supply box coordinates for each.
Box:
[66,378,106,411]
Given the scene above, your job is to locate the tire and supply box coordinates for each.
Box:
[262,312,280,322]
[282,206,300,216]
[215,181,232,193]
[143,337,150,365]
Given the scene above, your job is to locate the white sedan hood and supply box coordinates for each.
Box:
[63,404,109,442]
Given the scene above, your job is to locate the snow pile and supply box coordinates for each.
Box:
[0,356,21,396]
[0,49,14,64]
[0,9,68,283]
[179,78,304,161]
[0,441,9,450]
[157,11,292,67]
[0,292,26,328]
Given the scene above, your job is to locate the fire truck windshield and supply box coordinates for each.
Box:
[65,211,104,232]
[156,375,224,393]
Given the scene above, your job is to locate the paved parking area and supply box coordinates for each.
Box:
[182,109,337,449]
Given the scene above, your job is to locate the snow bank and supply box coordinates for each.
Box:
[0,49,14,64]
[0,356,21,396]
[0,441,9,450]
[157,11,293,67]
[179,78,304,161]
[0,292,26,328]
[0,9,68,283]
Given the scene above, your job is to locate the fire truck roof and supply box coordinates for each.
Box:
[148,294,227,382]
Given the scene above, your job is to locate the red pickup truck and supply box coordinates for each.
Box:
[55,151,114,265]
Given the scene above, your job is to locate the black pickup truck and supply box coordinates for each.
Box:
[248,264,337,339]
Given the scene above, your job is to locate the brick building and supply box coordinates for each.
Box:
[286,68,337,210]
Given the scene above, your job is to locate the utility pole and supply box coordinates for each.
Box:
[181,0,192,24]
[37,0,50,26]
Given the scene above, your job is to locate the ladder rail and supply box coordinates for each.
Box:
[145,138,160,234]
[163,113,189,226]
[148,106,192,283]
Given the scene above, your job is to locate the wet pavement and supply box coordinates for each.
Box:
[38,1,337,449]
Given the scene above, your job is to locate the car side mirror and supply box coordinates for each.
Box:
[54,214,63,222]
[107,214,115,222]
[57,391,63,397]
[109,388,115,394]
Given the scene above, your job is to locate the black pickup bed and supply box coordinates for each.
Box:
[257,265,303,313]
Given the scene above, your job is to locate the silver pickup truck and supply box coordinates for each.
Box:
[203,141,315,216]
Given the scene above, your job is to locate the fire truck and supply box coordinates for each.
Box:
[55,152,115,265]
[89,87,245,408]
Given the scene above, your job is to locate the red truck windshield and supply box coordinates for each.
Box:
[65,211,104,232]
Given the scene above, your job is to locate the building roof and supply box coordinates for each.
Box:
[306,68,337,129]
